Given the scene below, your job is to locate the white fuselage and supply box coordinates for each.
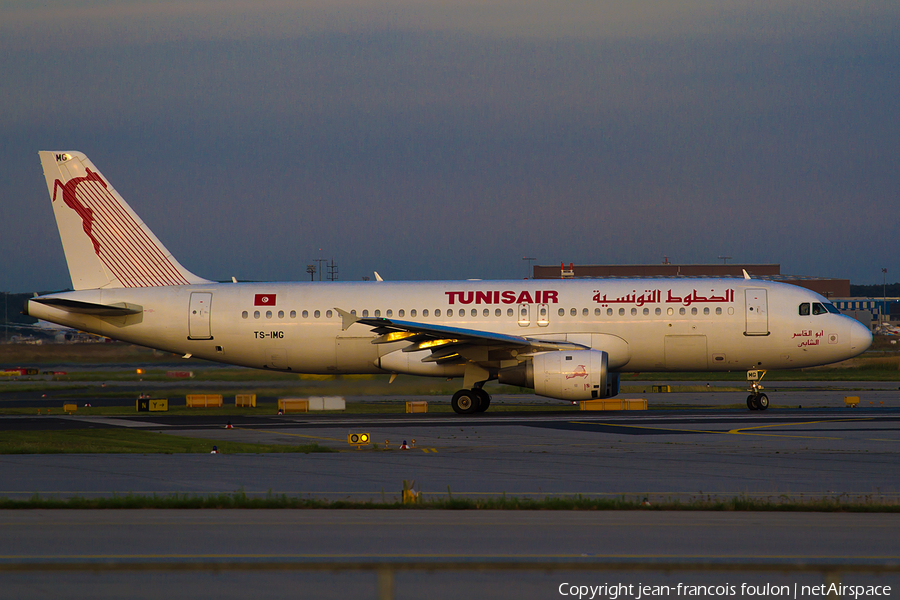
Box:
[27,278,872,375]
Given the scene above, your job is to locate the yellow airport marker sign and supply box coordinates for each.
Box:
[348,433,370,448]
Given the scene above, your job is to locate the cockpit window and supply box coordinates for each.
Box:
[812,302,828,315]
[799,303,810,316]
[824,302,840,315]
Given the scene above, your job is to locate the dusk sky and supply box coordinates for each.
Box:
[2,0,898,292]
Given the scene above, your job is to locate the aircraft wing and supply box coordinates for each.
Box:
[335,308,586,364]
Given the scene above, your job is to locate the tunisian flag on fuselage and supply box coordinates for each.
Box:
[254,294,276,306]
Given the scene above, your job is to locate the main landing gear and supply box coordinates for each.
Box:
[450,387,491,414]
[746,369,769,411]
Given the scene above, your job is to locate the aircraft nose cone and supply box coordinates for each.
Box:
[849,320,873,356]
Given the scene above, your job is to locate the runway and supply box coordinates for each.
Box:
[2,391,900,598]
[1,511,898,600]
[2,408,899,502]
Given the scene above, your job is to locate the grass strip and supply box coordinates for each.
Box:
[0,430,333,454]
[0,492,898,511]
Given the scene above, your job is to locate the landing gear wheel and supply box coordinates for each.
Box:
[747,394,759,410]
[757,393,769,411]
[472,388,491,412]
[451,389,480,414]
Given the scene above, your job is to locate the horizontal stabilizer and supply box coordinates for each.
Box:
[30,298,143,316]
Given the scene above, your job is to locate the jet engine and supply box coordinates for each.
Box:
[498,350,620,400]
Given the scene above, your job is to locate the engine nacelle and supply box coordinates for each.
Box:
[499,350,618,401]
[376,349,466,378]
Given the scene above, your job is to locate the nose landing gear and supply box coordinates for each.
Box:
[746,369,769,411]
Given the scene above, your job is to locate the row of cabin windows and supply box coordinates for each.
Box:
[240,306,731,320]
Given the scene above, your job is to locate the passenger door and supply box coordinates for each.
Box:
[744,289,769,336]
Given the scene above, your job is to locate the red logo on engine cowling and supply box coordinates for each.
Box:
[566,365,588,379]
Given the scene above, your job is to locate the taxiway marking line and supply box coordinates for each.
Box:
[6,490,897,499]
[568,421,842,440]
[236,427,343,443]
[3,553,900,561]
[727,418,872,434]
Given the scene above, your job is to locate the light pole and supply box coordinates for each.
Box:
[883,268,888,323]
[522,257,536,280]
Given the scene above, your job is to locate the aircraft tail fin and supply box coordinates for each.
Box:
[38,151,212,290]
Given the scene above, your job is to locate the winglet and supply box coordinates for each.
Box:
[374,272,384,282]
[334,307,359,331]
[742,269,751,280]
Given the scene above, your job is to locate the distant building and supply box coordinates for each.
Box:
[533,263,850,298]
[832,298,900,325]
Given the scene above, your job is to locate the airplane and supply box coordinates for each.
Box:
[25,151,873,413]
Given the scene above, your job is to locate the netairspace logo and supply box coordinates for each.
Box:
[557,582,892,599]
